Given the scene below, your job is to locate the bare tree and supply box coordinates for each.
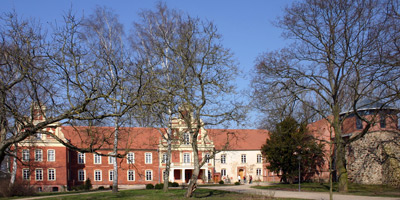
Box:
[0,9,145,175]
[251,0,399,194]
[132,3,243,197]
[131,4,182,192]
[82,6,127,193]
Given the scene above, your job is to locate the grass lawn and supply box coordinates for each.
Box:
[16,188,302,200]
[252,182,400,197]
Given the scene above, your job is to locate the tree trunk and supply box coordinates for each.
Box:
[112,115,119,193]
[336,142,348,192]
[185,131,200,198]
[9,144,17,187]
[163,136,172,192]
[332,105,348,193]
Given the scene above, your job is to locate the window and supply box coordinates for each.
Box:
[256,168,262,176]
[94,154,101,164]
[23,169,30,180]
[127,152,134,164]
[356,116,362,129]
[48,150,55,161]
[94,170,102,181]
[36,133,42,140]
[380,114,386,128]
[241,154,246,163]
[162,153,167,163]
[78,170,85,181]
[48,169,55,181]
[145,170,152,181]
[145,153,152,164]
[108,153,116,164]
[183,133,190,145]
[35,169,43,181]
[109,170,114,181]
[183,153,190,163]
[221,169,226,176]
[127,170,135,181]
[78,153,85,164]
[221,154,226,164]
[22,149,30,161]
[257,154,262,163]
[35,149,42,161]
[205,153,210,163]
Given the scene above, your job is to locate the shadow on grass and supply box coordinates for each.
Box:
[194,190,231,198]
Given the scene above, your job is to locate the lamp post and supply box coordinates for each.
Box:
[297,155,301,192]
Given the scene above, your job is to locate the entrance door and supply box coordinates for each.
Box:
[239,169,244,180]
[185,170,192,183]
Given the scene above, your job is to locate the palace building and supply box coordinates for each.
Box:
[11,103,400,192]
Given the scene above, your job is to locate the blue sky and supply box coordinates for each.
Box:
[2,0,292,128]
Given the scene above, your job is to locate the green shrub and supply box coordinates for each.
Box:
[219,180,224,184]
[155,183,163,189]
[84,178,93,190]
[171,182,179,187]
[146,184,154,189]
[234,182,240,185]
[98,186,105,190]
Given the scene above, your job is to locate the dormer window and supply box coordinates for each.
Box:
[380,114,386,128]
[356,116,362,130]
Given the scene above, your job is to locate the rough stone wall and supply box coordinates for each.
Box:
[346,131,400,188]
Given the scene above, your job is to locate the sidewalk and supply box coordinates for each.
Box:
[202,184,400,200]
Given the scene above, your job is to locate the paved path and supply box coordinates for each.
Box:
[203,184,400,200]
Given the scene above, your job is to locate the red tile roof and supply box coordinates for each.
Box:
[61,126,269,151]
[208,129,269,150]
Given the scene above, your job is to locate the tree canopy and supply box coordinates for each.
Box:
[262,117,324,184]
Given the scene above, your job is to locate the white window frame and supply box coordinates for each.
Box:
[47,149,55,162]
[127,170,135,181]
[78,153,85,164]
[36,133,42,140]
[183,133,190,145]
[22,149,30,161]
[94,170,102,181]
[183,153,190,163]
[109,170,114,181]
[161,153,167,163]
[78,169,85,182]
[257,154,262,163]
[221,169,226,177]
[127,152,134,164]
[35,168,43,181]
[48,168,56,181]
[145,152,152,164]
[256,168,262,176]
[35,149,42,162]
[145,170,152,181]
[241,154,246,163]
[23,169,30,180]
[205,153,210,163]
[108,153,116,164]
[94,154,102,164]
[221,154,226,164]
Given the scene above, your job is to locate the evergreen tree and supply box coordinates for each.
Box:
[262,117,324,184]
